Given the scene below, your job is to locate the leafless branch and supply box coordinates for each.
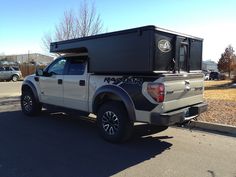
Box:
[42,0,103,52]
[41,32,52,52]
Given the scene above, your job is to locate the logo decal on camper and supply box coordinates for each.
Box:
[158,39,172,53]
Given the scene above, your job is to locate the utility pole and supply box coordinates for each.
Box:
[28,50,30,76]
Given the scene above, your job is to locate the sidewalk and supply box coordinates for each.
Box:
[0,81,22,99]
[0,96,20,105]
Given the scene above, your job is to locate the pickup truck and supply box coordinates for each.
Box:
[21,26,207,142]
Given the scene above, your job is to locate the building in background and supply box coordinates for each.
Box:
[0,53,53,65]
[202,60,218,72]
[0,53,54,77]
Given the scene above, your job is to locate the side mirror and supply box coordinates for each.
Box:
[36,69,44,76]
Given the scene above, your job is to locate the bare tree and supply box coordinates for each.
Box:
[42,32,53,52]
[42,0,103,52]
[77,0,103,37]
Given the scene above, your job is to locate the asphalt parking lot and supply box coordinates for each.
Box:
[0,82,236,177]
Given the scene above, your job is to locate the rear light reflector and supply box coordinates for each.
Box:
[147,83,165,102]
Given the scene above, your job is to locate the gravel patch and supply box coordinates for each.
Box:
[198,99,236,126]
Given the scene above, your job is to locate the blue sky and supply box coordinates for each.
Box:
[0,0,236,61]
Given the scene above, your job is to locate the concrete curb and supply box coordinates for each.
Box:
[188,120,236,137]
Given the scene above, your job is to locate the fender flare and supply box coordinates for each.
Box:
[21,80,40,103]
[92,85,136,121]
[12,73,20,78]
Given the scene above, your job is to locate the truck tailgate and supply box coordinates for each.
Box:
[162,73,204,112]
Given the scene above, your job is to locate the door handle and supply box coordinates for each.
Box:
[79,80,85,86]
[58,79,63,84]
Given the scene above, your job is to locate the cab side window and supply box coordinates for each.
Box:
[67,59,85,75]
[48,58,66,75]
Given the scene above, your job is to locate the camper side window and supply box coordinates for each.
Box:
[179,45,187,71]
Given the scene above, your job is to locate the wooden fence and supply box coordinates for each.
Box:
[19,64,46,78]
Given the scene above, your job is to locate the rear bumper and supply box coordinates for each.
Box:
[150,102,208,126]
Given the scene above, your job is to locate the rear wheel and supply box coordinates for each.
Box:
[97,101,133,143]
[12,75,19,82]
[21,90,42,116]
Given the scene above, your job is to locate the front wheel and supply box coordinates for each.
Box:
[97,101,133,143]
[21,91,42,116]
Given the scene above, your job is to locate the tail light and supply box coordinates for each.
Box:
[147,83,165,103]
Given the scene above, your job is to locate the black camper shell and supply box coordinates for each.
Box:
[50,25,203,74]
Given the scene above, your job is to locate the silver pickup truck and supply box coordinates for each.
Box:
[21,26,207,143]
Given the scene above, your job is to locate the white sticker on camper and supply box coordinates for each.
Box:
[158,39,171,53]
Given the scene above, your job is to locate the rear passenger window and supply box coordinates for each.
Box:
[5,67,13,71]
[68,60,85,75]
[12,67,19,71]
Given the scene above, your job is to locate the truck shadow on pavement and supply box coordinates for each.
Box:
[0,110,172,177]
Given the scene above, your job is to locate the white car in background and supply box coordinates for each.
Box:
[0,66,22,81]
[204,73,210,80]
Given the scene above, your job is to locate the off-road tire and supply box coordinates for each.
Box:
[21,90,42,116]
[97,101,133,143]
